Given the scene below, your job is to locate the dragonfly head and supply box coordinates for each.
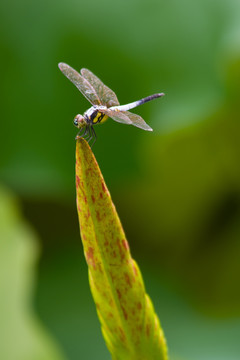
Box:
[73,114,86,128]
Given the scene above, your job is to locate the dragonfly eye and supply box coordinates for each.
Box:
[73,118,78,126]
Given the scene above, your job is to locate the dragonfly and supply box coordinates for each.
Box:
[58,62,164,145]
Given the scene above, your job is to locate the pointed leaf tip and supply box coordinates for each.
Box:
[75,138,168,360]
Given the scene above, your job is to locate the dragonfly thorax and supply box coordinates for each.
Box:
[83,106,98,121]
[83,106,108,126]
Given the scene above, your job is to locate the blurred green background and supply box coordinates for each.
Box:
[0,0,240,359]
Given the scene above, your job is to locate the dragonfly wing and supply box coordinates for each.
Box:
[58,63,101,105]
[102,109,132,124]
[81,68,120,108]
[103,109,152,130]
[125,111,153,131]
[103,109,153,130]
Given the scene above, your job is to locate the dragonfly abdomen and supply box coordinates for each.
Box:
[110,93,164,112]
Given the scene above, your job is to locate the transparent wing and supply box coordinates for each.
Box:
[81,68,120,108]
[102,109,152,130]
[101,109,132,124]
[58,63,101,106]
[125,111,153,131]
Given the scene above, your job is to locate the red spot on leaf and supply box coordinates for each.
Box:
[84,209,90,220]
[100,192,103,199]
[122,239,129,251]
[118,327,126,343]
[116,289,121,299]
[117,239,126,261]
[97,262,103,274]
[124,273,131,287]
[132,261,138,276]
[137,302,142,310]
[86,247,95,268]
[76,175,80,187]
[121,305,128,320]
[102,182,106,192]
[91,195,95,203]
[96,210,101,221]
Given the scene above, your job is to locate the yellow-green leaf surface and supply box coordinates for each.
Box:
[76,139,168,360]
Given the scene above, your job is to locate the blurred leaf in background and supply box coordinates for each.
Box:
[0,0,240,359]
[0,186,66,360]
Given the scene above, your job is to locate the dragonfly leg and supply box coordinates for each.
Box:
[85,126,92,143]
[83,126,89,138]
[75,125,96,147]
[91,126,97,147]
[75,126,86,140]
[88,126,94,143]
